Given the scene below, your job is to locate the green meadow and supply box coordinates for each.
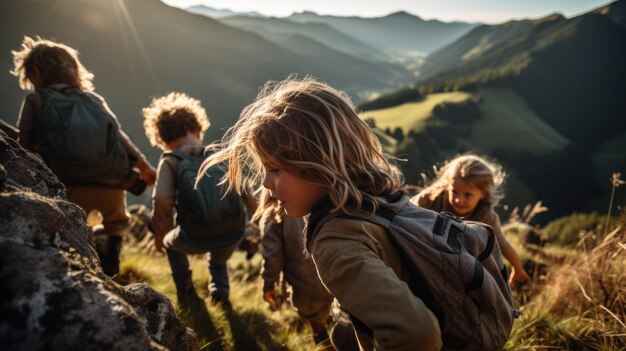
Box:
[360,88,568,155]
[118,248,319,351]
[361,91,473,134]
[118,206,626,350]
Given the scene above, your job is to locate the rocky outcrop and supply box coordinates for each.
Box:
[0,131,199,350]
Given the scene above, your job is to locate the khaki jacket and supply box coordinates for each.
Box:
[311,217,442,351]
[261,216,333,319]
[150,138,205,237]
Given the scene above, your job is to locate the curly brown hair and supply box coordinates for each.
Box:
[11,36,94,91]
[142,92,210,150]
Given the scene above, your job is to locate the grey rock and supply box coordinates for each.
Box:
[0,131,199,350]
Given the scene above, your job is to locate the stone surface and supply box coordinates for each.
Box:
[0,131,198,350]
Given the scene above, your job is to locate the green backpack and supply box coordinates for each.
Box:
[167,150,246,249]
[36,87,137,189]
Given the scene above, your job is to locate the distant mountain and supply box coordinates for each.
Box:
[276,34,407,97]
[415,4,626,147]
[360,0,626,219]
[186,5,264,19]
[419,14,565,81]
[593,0,626,27]
[0,0,412,164]
[287,11,479,53]
[218,15,386,61]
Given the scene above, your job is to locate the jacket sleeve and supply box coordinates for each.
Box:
[150,157,176,237]
[261,219,285,292]
[411,190,435,209]
[16,93,40,153]
[484,210,526,276]
[312,221,442,351]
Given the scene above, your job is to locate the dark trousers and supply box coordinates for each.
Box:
[163,226,240,298]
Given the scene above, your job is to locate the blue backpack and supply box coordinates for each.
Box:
[166,150,246,249]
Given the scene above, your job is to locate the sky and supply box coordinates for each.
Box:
[162,0,612,23]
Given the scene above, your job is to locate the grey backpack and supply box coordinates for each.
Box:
[36,87,137,189]
[307,193,519,351]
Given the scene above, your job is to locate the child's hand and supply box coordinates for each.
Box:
[509,267,530,285]
[153,234,164,254]
[137,160,157,186]
[263,290,279,311]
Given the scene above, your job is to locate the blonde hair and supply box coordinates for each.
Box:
[11,36,94,91]
[251,189,283,235]
[199,76,403,215]
[142,92,210,150]
[422,154,506,213]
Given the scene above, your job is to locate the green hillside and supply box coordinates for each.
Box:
[361,91,473,133]
[362,88,568,154]
[589,131,626,209]
[593,0,626,27]
[361,87,571,208]
[278,35,409,101]
[459,88,569,154]
[419,14,561,81]
[414,5,626,147]
[360,1,626,219]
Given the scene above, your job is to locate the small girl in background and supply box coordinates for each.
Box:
[412,154,530,285]
[199,77,442,350]
[254,189,334,348]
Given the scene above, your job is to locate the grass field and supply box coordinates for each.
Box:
[360,91,473,133]
[117,209,626,351]
[459,88,569,154]
[117,248,319,351]
[360,88,569,155]
[503,224,626,350]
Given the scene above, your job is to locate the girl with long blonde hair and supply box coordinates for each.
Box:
[200,77,441,350]
[413,154,530,285]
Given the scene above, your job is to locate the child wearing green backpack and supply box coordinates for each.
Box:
[12,37,156,277]
[142,92,256,306]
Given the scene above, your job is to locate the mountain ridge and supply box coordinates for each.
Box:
[0,0,411,163]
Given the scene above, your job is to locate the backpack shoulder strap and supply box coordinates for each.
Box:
[305,192,408,251]
[163,148,207,160]
[162,150,185,160]
[39,86,79,99]
[305,193,411,337]
[38,87,59,105]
